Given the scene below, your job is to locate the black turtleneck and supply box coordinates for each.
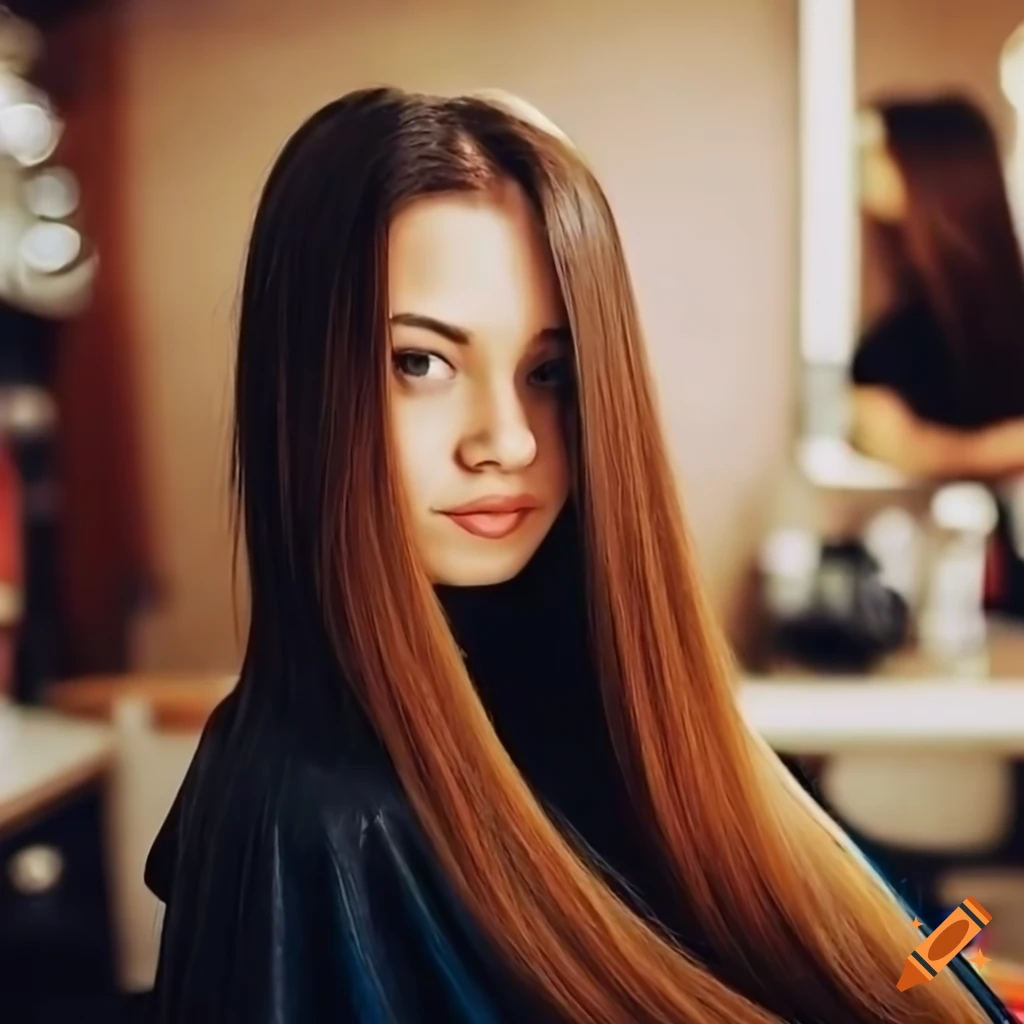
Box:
[435,508,694,947]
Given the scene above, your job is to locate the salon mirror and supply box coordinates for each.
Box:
[797,0,1024,490]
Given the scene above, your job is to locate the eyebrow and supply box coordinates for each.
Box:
[389,312,571,347]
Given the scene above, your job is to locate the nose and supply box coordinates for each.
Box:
[458,382,538,471]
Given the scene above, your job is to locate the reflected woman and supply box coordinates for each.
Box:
[852,94,1024,478]
[146,88,1011,1023]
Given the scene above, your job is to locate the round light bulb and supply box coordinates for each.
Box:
[23,167,80,219]
[18,221,82,275]
[0,101,59,166]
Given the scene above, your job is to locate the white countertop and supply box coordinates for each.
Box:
[0,702,115,833]
[739,678,1024,754]
[0,671,1023,835]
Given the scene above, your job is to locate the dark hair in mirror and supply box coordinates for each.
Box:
[867,93,1024,425]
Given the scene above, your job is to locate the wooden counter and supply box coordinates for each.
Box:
[47,674,236,732]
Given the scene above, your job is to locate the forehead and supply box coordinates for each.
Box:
[387,183,565,333]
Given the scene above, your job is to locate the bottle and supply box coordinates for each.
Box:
[862,506,922,607]
[758,527,821,620]
[920,484,999,676]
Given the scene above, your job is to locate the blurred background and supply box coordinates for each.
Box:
[2,0,1024,1020]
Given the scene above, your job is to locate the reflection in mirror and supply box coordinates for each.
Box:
[1003,24,1024,236]
[798,0,1024,489]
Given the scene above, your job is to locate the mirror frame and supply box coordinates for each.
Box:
[796,0,911,489]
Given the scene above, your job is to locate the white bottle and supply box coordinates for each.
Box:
[758,527,821,620]
[862,506,922,607]
[920,483,999,675]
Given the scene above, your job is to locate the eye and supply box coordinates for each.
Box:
[392,349,455,382]
[528,356,573,390]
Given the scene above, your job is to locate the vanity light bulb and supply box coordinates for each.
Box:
[23,167,80,220]
[18,221,82,275]
[0,101,59,166]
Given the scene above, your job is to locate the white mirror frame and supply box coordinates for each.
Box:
[796,0,910,489]
[796,2,1024,489]
[1003,23,1024,239]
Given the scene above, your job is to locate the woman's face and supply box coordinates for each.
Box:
[387,179,572,586]
[858,109,907,223]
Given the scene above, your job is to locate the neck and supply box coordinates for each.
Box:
[433,508,613,803]
[434,507,590,677]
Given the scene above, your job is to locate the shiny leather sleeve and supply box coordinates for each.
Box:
[147,698,1015,1024]
[144,706,542,1024]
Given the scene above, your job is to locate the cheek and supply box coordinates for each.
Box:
[390,395,454,509]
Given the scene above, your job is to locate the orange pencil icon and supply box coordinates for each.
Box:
[897,898,992,991]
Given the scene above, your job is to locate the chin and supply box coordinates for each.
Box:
[427,544,539,587]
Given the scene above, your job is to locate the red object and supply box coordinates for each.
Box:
[0,442,22,699]
[0,443,21,588]
[984,531,1005,607]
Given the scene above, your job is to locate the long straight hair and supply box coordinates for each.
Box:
[868,93,1024,425]
[233,87,989,1022]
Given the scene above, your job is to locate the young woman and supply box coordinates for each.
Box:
[852,93,1024,617]
[146,87,1011,1023]
[852,93,1024,478]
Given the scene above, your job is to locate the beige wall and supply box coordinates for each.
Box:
[121,0,800,671]
[854,2,1023,354]
[857,0,1022,141]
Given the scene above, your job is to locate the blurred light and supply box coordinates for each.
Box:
[0,385,57,437]
[18,221,82,275]
[799,0,858,366]
[0,100,60,166]
[23,167,79,219]
[12,246,98,319]
[7,844,64,894]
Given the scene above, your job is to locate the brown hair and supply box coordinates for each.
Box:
[233,87,989,1022]
[867,93,1024,425]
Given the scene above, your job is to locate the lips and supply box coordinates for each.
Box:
[441,495,539,540]
[445,510,533,539]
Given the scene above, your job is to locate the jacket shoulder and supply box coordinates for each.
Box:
[147,687,546,1023]
[145,687,399,902]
